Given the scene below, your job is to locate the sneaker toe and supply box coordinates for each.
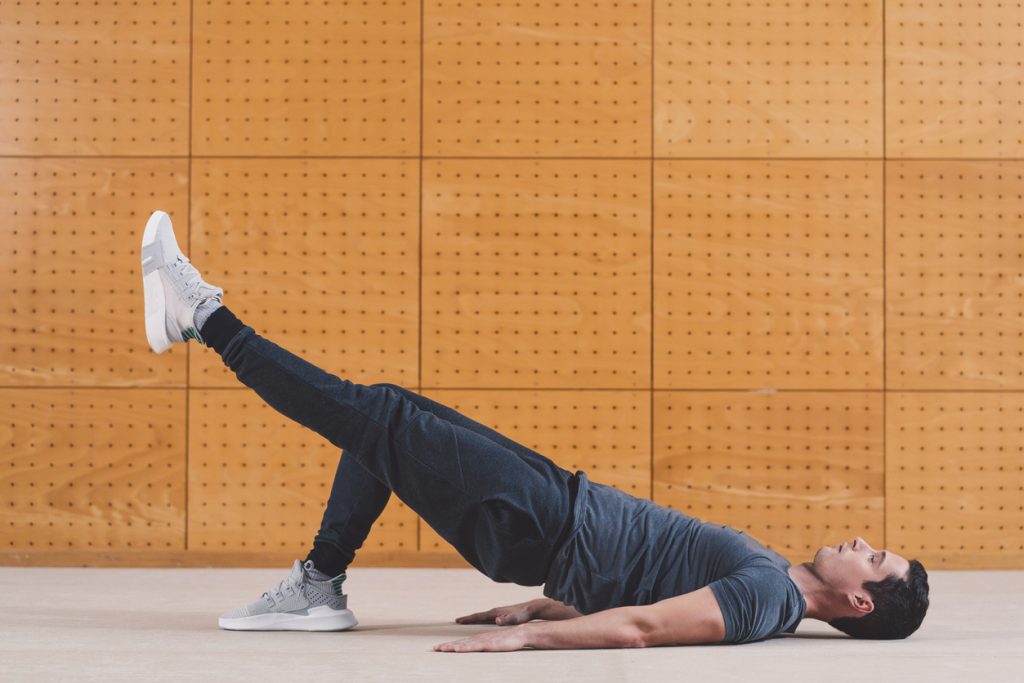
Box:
[220,599,270,620]
[219,605,249,620]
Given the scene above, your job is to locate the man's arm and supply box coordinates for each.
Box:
[522,586,726,649]
[435,587,726,652]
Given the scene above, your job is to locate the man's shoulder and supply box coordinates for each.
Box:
[707,563,807,643]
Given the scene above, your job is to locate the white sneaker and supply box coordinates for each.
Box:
[140,209,223,354]
[219,559,358,632]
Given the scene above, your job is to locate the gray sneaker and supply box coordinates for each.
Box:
[218,559,358,631]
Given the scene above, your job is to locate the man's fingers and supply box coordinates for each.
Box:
[455,610,496,624]
[456,613,491,623]
[455,602,532,625]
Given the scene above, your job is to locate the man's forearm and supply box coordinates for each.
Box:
[519,606,644,649]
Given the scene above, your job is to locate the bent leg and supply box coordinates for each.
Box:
[200,306,573,585]
[306,450,391,576]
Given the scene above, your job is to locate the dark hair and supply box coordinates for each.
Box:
[828,559,930,639]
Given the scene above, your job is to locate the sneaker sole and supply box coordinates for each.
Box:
[141,210,174,354]
[218,606,358,632]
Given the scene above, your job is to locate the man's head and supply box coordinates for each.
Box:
[811,537,929,639]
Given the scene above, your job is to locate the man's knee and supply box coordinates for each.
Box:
[369,383,422,427]
[371,382,416,400]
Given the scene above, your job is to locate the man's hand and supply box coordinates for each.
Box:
[455,598,581,625]
[434,625,529,652]
[454,599,540,626]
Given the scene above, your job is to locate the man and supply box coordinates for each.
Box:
[141,210,930,651]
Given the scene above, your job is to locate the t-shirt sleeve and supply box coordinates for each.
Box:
[707,565,798,644]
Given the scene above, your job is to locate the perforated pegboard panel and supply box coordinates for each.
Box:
[189,158,419,388]
[193,1,419,156]
[0,158,189,387]
[887,160,1024,389]
[887,392,1024,569]
[654,1,882,157]
[887,3,1024,157]
[188,390,416,554]
[0,2,190,156]
[425,1,650,157]
[654,160,883,389]
[418,389,649,554]
[1,389,185,550]
[3,1,1022,572]
[423,159,650,389]
[653,391,884,563]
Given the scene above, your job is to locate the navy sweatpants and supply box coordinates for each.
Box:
[199,305,578,585]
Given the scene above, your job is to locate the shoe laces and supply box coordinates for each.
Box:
[169,254,219,303]
[262,570,304,608]
[169,254,203,292]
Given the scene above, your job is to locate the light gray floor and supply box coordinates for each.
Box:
[2,566,1020,682]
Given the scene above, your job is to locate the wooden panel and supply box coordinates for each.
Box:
[1,389,185,551]
[192,1,419,156]
[2,3,1021,572]
[189,158,419,388]
[0,158,189,387]
[887,392,1024,569]
[887,161,1024,389]
[424,1,651,157]
[888,4,1024,157]
[0,549,473,569]
[422,159,650,389]
[654,160,884,390]
[418,389,649,554]
[0,2,189,155]
[188,390,417,555]
[654,2,882,157]
[653,391,884,563]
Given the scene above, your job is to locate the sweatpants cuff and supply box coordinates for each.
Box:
[199,304,246,355]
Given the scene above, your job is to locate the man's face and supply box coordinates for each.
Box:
[811,537,912,614]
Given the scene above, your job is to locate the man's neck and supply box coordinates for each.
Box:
[787,562,833,621]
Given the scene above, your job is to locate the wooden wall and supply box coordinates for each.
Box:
[2,2,1022,570]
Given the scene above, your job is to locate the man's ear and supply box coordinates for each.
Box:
[849,592,874,616]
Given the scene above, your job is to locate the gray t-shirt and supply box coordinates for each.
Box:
[543,471,807,644]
